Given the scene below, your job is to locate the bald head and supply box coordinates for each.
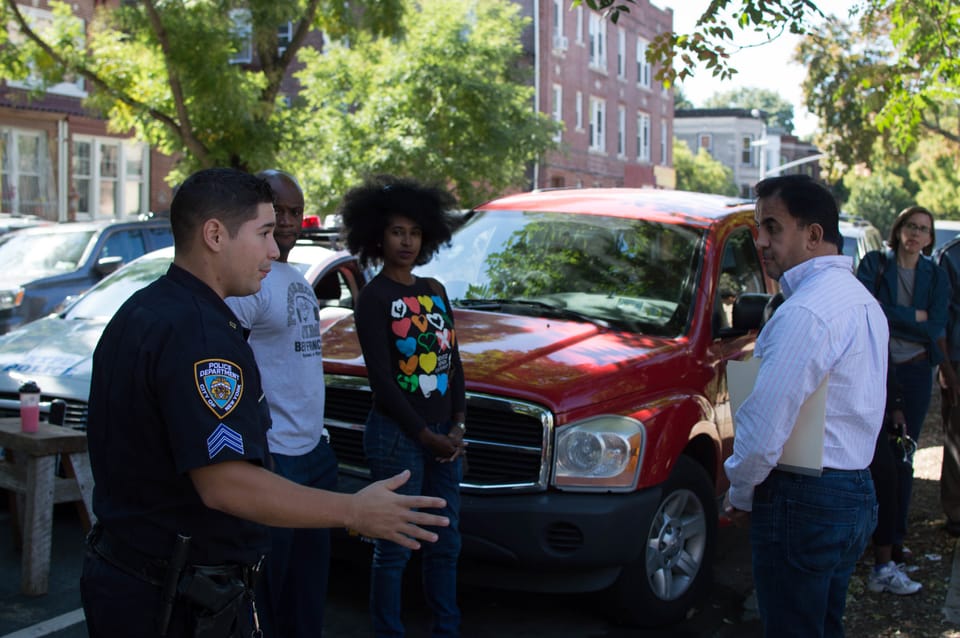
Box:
[256,170,305,261]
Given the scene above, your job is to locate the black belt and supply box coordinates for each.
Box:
[88,525,258,588]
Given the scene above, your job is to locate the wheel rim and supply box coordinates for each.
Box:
[645,487,707,601]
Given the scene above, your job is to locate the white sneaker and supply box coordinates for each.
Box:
[867,561,922,595]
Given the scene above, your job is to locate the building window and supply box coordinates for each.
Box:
[575,91,583,130]
[552,85,563,142]
[636,38,651,89]
[618,106,626,156]
[589,97,606,152]
[550,176,565,188]
[72,137,149,220]
[617,28,626,79]
[576,6,584,45]
[6,6,86,97]
[278,22,293,56]
[229,9,253,64]
[588,14,606,70]
[660,121,668,165]
[699,134,713,154]
[551,0,568,50]
[637,113,651,162]
[741,135,755,165]
[0,128,53,217]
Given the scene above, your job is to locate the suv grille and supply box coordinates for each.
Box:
[0,392,89,429]
[325,376,552,493]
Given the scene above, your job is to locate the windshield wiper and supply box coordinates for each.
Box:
[455,298,610,329]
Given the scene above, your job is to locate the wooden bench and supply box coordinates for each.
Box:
[0,417,95,595]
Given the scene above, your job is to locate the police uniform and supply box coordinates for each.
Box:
[81,264,272,638]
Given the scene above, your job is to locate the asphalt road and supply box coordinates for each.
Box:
[0,505,763,638]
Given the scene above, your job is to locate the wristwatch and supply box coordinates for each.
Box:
[454,421,466,434]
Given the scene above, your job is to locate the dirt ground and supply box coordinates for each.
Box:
[842,387,960,637]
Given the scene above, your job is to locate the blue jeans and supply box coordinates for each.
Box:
[889,359,934,546]
[256,438,338,638]
[751,469,877,638]
[363,410,462,638]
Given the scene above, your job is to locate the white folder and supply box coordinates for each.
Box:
[728,357,827,476]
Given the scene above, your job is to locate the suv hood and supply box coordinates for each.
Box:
[323,308,677,413]
[0,315,99,401]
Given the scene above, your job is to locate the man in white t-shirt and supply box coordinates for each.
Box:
[226,170,335,638]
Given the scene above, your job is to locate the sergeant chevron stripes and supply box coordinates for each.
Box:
[207,423,244,458]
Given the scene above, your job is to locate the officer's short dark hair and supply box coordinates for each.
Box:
[755,175,842,253]
[338,174,459,269]
[170,168,274,251]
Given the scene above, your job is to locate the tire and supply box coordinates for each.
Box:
[609,455,718,627]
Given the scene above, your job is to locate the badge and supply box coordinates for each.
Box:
[195,359,243,418]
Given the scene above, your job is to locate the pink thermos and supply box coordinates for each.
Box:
[19,381,40,433]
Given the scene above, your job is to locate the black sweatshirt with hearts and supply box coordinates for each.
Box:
[354,273,466,439]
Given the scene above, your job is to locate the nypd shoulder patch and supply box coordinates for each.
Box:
[207,423,244,458]
[194,359,244,419]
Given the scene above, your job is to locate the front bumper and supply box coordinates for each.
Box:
[336,473,662,592]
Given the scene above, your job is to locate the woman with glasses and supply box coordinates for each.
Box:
[856,205,951,591]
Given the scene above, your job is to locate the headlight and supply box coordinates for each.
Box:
[553,415,644,491]
[0,288,23,311]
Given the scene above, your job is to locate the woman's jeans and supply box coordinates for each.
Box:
[363,410,462,638]
[889,359,934,546]
[751,468,877,638]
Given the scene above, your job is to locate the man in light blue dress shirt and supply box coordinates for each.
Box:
[723,175,888,638]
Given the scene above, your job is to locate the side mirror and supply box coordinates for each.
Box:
[95,255,124,277]
[732,292,773,332]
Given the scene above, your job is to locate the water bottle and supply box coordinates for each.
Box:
[19,381,40,433]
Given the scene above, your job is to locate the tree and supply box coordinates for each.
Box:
[798,1,960,177]
[673,139,738,196]
[703,88,794,134]
[842,170,913,237]
[673,87,694,110]
[573,0,826,86]
[909,135,960,219]
[282,0,558,212]
[0,0,405,179]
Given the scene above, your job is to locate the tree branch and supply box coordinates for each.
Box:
[141,0,210,166]
[4,0,209,164]
[258,0,322,108]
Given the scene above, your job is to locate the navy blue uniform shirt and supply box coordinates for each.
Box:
[87,264,272,565]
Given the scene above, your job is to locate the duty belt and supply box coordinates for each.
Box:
[87,524,260,588]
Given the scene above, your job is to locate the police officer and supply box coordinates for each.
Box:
[80,168,448,638]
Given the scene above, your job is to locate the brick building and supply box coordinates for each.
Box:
[521,0,675,190]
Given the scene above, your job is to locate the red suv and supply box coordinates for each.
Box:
[321,188,774,626]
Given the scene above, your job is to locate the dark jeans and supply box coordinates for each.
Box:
[363,410,462,638]
[942,361,960,523]
[256,438,338,638]
[869,431,898,546]
[890,359,934,546]
[751,468,877,638]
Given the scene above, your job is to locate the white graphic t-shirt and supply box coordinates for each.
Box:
[226,262,326,455]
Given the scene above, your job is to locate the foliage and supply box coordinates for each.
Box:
[571,0,824,86]
[842,170,914,237]
[798,2,960,177]
[703,87,794,134]
[673,139,738,196]
[0,0,406,180]
[673,87,694,110]
[909,135,960,219]
[284,0,558,213]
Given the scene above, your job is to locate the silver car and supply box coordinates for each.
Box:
[0,243,364,427]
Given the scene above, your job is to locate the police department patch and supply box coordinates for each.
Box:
[194,359,243,418]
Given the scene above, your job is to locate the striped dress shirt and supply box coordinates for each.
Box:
[724,255,889,511]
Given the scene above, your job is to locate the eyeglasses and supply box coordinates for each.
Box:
[903,222,931,235]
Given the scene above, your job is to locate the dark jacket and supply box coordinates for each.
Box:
[856,247,949,366]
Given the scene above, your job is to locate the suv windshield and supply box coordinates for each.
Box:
[0,229,94,279]
[416,209,703,335]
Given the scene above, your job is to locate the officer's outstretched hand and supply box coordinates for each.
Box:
[349,470,448,550]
